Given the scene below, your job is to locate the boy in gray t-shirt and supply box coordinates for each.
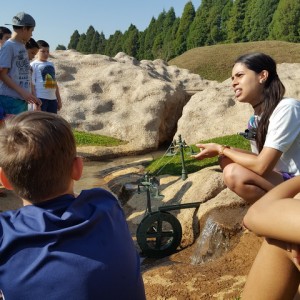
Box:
[0,12,40,114]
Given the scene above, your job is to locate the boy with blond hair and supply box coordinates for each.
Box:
[0,112,145,300]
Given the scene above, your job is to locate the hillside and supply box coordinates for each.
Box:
[169,41,300,82]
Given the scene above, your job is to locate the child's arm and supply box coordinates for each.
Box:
[0,68,40,105]
[243,176,300,243]
[55,83,62,111]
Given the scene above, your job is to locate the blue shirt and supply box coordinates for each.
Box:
[0,188,145,300]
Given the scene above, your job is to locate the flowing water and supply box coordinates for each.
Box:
[190,205,246,264]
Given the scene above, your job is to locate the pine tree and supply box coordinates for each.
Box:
[151,10,166,59]
[122,24,140,57]
[104,31,123,57]
[76,33,87,53]
[187,0,212,48]
[90,31,101,54]
[85,26,96,53]
[174,1,195,55]
[269,0,300,42]
[97,32,106,54]
[56,44,66,50]
[161,8,179,60]
[243,0,279,41]
[143,17,158,60]
[68,30,80,50]
[226,0,249,43]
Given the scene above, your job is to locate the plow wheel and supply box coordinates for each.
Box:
[136,211,182,258]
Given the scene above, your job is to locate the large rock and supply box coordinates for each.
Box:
[53,50,216,152]
[53,50,300,151]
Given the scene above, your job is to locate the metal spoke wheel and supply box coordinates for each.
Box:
[136,211,182,258]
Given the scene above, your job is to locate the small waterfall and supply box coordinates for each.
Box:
[190,206,245,265]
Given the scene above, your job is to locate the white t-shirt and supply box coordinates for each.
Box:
[31,60,57,100]
[263,98,300,175]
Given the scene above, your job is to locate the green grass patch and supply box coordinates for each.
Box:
[73,130,126,147]
[169,41,300,82]
[146,134,251,176]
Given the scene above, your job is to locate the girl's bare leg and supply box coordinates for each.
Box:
[242,239,300,300]
[222,163,283,204]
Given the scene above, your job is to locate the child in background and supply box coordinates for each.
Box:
[0,111,145,300]
[0,12,40,114]
[25,38,40,111]
[31,40,62,113]
[0,26,11,48]
[26,37,39,60]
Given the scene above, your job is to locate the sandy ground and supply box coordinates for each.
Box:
[140,230,262,299]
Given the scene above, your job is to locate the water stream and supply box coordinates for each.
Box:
[190,206,246,264]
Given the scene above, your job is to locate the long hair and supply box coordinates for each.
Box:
[235,52,285,152]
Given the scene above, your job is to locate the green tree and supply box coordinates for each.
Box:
[122,24,140,57]
[68,30,80,50]
[161,8,179,60]
[151,10,168,59]
[76,33,87,53]
[104,30,123,57]
[136,31,146,60]
[187,0,212,48]
[97,32,106,54]
[85,26,96,53]
[243,0,279,41]
[142,17,158,60]
[90,30,100,53]
[226,0,249,43]
[56,44,66,50]
[269,0,300,42]
[174,1,195,55]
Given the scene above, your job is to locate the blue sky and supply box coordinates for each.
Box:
[2,1,200,49]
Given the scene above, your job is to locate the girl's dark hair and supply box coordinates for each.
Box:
[235,52,285,151]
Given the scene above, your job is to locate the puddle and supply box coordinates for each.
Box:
[74,150,165,194]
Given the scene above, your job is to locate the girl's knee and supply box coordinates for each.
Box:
[222,163,241,188]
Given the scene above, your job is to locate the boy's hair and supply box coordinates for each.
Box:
[37,39,50,48]
[0,112,76,203]
[0,26,12,39]
[25,38,39,50]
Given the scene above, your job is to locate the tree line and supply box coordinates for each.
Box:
[62,0,300,61]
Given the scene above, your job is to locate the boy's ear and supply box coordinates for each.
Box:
[0,168,13,190]
[71,157,83,181]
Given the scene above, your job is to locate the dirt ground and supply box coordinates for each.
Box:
[123,198,263,300]
[140,230,262,300]
[0,184,263,300]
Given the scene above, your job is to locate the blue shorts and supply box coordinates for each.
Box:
[281,172,295,181]
[0,95,28,114]
[40,98,58,114]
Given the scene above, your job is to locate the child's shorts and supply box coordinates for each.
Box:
[281,172,295,181]
[0,95,28,114]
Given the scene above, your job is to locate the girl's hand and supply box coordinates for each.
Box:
[287,243,300,270]
[192,143,222,160]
